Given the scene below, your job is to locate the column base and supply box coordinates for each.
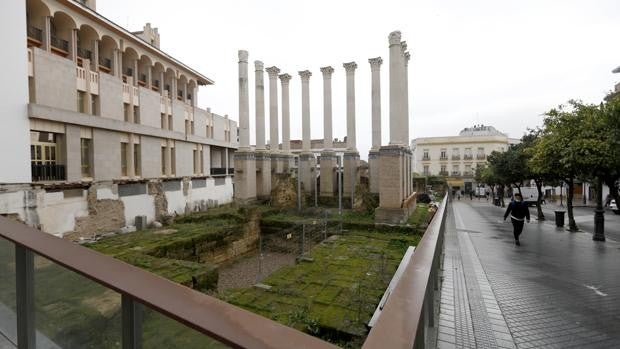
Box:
[368,149,380,195]
[320,151,337,197]
[343,151,360,199]
[255,151,271,200]
[376,145,414,223]
[299,152,316,194]
[233,151,257,204]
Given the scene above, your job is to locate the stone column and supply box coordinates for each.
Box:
[266,66,281,174]
[70,29,78,63]
[298,70,316,194]
[320,66,336,197]
[233,50,256,203]
[402,47,410,147]
[164,142,172,176]
[388,31,404,145]
[368,57,383,195]
[92,40,99,72]
[376,31,414,224]
[279,73,294,170]
[43,16,51,53]
[255,61,271,199]
[343,62,360,202]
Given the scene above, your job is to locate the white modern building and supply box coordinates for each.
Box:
[0,0,238,237]
[411,125,517,192]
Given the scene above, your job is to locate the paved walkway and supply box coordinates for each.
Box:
[436,199,620,348]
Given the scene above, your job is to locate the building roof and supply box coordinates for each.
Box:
[458,125,507,137]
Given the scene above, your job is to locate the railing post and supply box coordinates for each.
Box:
[15,245,35,349]
[122,294,143,349]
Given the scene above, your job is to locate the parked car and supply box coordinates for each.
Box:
[611,199,619,214]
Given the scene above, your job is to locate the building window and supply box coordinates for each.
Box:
[133,106,140,124]
[123,103,130,122]
[78,91,86,113]
[193,149,198,174]
[161,113,166,129]
[121,142,128,176]
[423,149,429,160]
[191,121,195,135]
[452,147,460,159]
[161,146,166,175]
[440,165,447,175]
[440,149,447,160]
[171,147,176,176]
[80,138,91,177]
[464,147,472,160]
[134,143,141,177]
[423,165,429,176]
[477,147,485,159]
[91,95,99,116]
[168,115,173,131]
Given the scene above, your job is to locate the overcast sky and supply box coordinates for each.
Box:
[99,0,620,159]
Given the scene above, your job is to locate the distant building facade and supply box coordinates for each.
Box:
[0,0,238,236]
[411,125,516,192]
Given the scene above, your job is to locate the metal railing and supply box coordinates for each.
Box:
[476,154,486,160]
[210,168,227,176]
[77,47,92,60]
[364,195,448,349]
[451,171,460,176]
[451,155,460,160]
[463,154,473,160]
[0,216,338,349]
[227,168,235,175]
[50,36,69,52]
[422,156,430,161]
[438,171,449,176]
[31,164,65,182]
[27,25,43,42]
[463,171,473,177]
[439,156,448,161]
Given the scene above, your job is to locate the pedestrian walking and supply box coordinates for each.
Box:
[503,193,530,246]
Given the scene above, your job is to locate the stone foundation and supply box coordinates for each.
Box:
[320,151,337,197]
[375,145,415,224]
[233,151,257,204]
[255,151,272,200]
[343,151,360,199]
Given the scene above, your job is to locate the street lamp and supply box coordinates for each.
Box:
[593,178,605,241]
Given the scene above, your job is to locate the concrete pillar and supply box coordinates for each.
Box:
[92,40,99,72]
[127,135,135,177]
[113,48,120,78]
[43,16,51,53]
[133,60,139,87]
[238,50,250,150]
[255,61,266,151]
[388,31,404,145]
[164,142,172,176]
[234,50,256,203]
[343,62,357,151]
[70,29,78,63]
[320,66,336,198]
[159,71,165,95]
[403,47,410,146]
[298,70,315,193]
[368,57,383,195]
[64,125,81,182]
[279,73,294,170]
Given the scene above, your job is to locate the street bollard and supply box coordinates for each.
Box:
[554,210,565,227]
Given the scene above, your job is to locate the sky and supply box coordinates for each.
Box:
[98,0,620,159]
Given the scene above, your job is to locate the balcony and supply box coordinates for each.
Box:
[50,35,69,56]
[422,155,430,161]
[138,74,147,87]
[451,155,460,160]
[439,156,448,161]
[476,154,486,160]
[31,164,66,182]
[463,171,473,177]
[151,79,160,92]
[98,57,112,74]
[439,171,449,176]
[451,171,461,176]
[228,168,235,175]
[464,154,473,160]
[77,47,92,67]
[27,25,43,47]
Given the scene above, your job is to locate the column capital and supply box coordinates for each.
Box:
[400,41,408,56]
[298,70,312,81]
[279,73,292,84]
[368,57,383,68]
[238,50,248,63]
[404,51,411,66]
[320,66,334,76]
[266,66,280,78]
[389,30,402,46]
[343,61,357,73]
[254,60,264,71]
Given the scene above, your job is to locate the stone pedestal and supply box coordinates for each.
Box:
[320,151,337,197]
[343,151,360,199]
[233,151,256,204]
[299,152,316,194]
[255,151,271,200]
[368,149,380,194]
[375,145,415,224]
[281,153,295,172]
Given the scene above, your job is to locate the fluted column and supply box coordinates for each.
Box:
[254,61,266,151]
[403,47,410,146]
[369,57,383,150]
[343,62,357,151]
[279,73,292,153]
[388,31,404,145]
[320,66,334,150]
[238,50,250,150]
[368,57,383,195]
[299,70,312,152]
[266,66,280,153]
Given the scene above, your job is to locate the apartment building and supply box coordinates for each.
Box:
[0,0,238,236]
[411,125,515,193]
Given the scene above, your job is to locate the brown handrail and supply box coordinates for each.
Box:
[0,216,338,349]
[363,195,448,349]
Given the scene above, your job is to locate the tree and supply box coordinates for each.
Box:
[522,130,553,220]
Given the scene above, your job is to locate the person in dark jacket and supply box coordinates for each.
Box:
[504,193,530,246]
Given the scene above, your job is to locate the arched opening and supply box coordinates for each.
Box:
[164,68,176,98]
[26,0,50,47]
[187,79,197,105]
[121,47,139,83]
[50,11,76,58]
[98,35,116,74]
[137,55,152,87]
[152,62,165,92]
[177,74,188,101]
[76,24,99,68]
